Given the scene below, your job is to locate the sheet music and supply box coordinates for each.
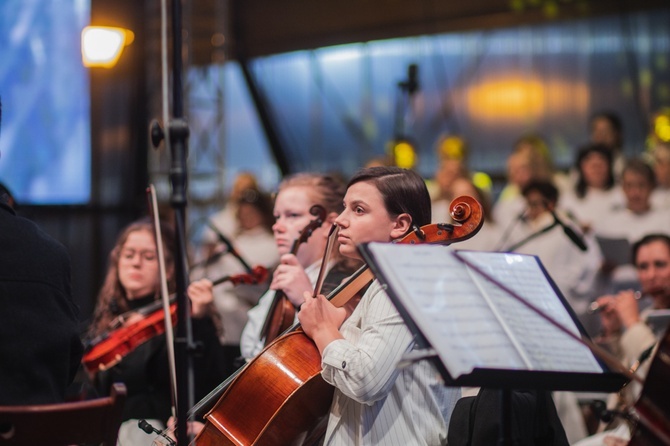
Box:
[365,243,602,378]
[459,251,602,373]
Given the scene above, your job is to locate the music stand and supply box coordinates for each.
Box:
[359,243,628,445]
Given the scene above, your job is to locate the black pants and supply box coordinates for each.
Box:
[447,389,569,446]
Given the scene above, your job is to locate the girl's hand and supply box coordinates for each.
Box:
[188,278,214,318]
[270,254,312,307]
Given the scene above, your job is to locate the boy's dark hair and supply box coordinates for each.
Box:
[348,166,431,229]
[632,234,670,265]
[521,180,559,205]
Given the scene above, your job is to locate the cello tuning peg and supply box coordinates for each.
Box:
[412,224,426,241]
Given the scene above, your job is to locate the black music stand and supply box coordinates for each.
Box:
[359,243,627,446]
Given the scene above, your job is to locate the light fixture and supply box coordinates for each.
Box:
[81,26,134,68]
[388,138,417,169]
[653,108,670,142]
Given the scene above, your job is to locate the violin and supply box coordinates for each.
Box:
[192,196,483,446]
[259,204,328,346]
[82,266,268,375]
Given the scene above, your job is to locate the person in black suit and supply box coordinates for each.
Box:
[0,97,83,405]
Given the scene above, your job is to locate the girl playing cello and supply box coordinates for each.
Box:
[298,166,461,445]
[239,173,361,361]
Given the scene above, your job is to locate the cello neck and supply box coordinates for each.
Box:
[270,264,374,338]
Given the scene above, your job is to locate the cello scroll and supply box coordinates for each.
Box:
[400,195,484,245]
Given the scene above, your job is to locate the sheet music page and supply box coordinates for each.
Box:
[364,243,602,378]
[458,251,602,373]
[366,243,529,378]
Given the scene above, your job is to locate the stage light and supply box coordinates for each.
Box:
[437,135,468,161]
[81,26,134,68]
[389,139,417,169]
[653,108,670,142]
[472,172,493,192]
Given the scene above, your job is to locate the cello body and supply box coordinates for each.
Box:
[194,196,483,445]
[195,331,331,446]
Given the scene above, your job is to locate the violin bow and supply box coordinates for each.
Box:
[148,184,179,413]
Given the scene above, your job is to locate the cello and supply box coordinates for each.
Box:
[192,196,483,446]
[627,325,670,445]
[258,204,327,347]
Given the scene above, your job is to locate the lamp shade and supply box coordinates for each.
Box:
[81,26,134,68]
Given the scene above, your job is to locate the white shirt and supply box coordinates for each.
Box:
[651,187,670,210]
[493,193,526,232]
[321,280,460,446]
[202,205,239,242]
[559,186,625,232]
[594,206,670,243]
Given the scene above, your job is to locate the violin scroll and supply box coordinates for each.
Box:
[294,205,327,247]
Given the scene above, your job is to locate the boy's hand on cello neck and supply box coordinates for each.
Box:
[298,291,346,354]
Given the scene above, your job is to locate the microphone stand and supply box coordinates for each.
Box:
[503,221,558,253]
[149,0,194,443]
[205,221,254,273]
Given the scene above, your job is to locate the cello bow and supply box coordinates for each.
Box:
[191,196,483,446]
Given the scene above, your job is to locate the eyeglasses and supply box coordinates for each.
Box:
[120,249,157,262]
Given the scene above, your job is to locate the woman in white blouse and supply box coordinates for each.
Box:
[299,166,460,445]
[560,143,624,234]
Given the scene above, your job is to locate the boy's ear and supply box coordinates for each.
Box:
[389,213,412,240]
[322,212,339,238]
[326,211,339,224]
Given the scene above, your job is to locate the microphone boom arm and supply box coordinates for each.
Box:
[206,221,254,273]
